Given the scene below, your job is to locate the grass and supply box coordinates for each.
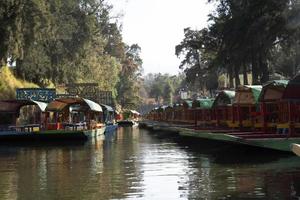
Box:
[0,66,38,100]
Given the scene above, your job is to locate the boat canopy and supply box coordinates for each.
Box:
[0,99,48,113]
[212,90,235,107]
[157,105,168,112]
[165,105,174,111]
[130,110,140,115]
[234,85,262,105]
[100,104,114,112]
[282,74,300,100]
[46,97,102,112]
[182,100,193,108]
[192,98,214,109]
[172,103,183,109]
[259,80,289,102]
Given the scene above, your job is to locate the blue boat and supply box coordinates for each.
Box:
[100,104,118,134]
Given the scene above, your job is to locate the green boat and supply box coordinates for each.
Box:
[179,128,300,152]
[291,143,300,156]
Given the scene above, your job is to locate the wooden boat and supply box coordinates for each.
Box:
[182,100,194,124]
[291,143,300,156]
[45,97,106,138]
[192,98,214,127]
[0,99,81,141]
[277,74,300,135]
[230,85,262,129]
[256,80,288,132]
[211,90,235,128]
[179,128,300,152]
[0,97,107,142]
[173,103,183,123]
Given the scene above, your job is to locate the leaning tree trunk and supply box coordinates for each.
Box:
[259,51,269,84]
[234,65,240,88]
[228,65,234,88]
[251,50,259,85]
[243,63,248,85]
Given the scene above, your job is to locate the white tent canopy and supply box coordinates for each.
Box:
[46,97,102,112]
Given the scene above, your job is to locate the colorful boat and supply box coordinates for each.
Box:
[192,98,214,127]
[45,97,106,138]
[256,80,289,132]
[230,85,262,129]
[178,127,300,152]
[0,97,106,142]
[211,90,235,128]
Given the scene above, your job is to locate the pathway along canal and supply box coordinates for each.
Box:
[0,127,300,199]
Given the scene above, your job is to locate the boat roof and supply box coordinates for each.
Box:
[182,100,193,108]
[0,99,48,113]
[212,90,235,107]
[130,110,140,115]
[46,97,102,112]
[192,98,214,109]
[165,105,174,110]
[282,74,300,100]
[100,104,114,112]
[259,80,289,102]
[157,105,168,112]
[234,85,262,104]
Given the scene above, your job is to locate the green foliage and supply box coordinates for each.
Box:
[176,0,300,91]
[0,66,38,100]
[143,73,184,104]
[117,44,143,109]
[163,81,175,104]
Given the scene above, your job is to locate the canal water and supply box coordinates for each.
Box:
[1,128,300,199]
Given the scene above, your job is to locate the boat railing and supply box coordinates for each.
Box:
[0,125,11,131]
[63,122,87,131]
[8,124,41,132]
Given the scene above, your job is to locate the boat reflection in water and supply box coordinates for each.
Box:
[0,128,300,199]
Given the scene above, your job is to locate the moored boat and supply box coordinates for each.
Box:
[0,97,106,142]
[291,143,300,156]
[46,97,106,138]
[117,110,140,127]
[100,104,118,134]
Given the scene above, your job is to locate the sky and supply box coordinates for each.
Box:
[109,0,214,75]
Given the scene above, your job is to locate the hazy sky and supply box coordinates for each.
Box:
[109,0,214,75]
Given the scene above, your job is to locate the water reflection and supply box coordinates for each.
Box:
[0,128,299,199]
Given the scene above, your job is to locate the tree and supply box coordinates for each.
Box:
[117,44,143,109]
[163,81,174,104]
[176,0,300,93]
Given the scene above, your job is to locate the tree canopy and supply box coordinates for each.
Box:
[176,0,300,91]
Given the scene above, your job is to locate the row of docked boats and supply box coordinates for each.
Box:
[141,74,300,154]
[0,97,118,142]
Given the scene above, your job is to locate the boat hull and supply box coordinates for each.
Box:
[291,143,300,156]
[0,128,106,142]
[117,120,138,127]
[104,124,118,134]
[179,128,300,152]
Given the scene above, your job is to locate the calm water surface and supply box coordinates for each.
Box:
[1,127,300,199]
